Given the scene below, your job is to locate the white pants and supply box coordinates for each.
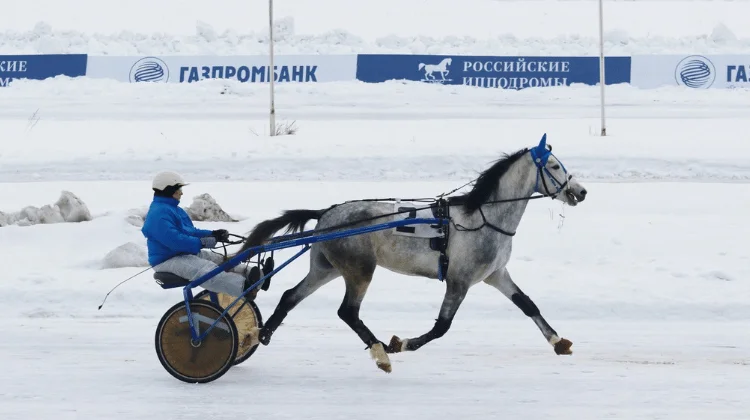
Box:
[154,250,247,297]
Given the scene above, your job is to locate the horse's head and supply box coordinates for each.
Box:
[529,134,587,206]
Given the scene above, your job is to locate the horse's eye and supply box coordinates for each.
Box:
[551,164,560,170]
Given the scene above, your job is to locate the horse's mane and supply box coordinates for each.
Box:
[449,147,529,214]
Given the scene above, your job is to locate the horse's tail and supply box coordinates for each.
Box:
[418,63,425,71]
[235,208,327,256]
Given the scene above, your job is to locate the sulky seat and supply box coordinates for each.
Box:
[154,272,191,289]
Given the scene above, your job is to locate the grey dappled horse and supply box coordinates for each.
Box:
[237,134,588,373]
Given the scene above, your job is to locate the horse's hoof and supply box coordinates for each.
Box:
[369,342,392,373]
[386,335,406,353]
[376,360,392,373]
[258,328,272,346]
[554,338,573,355]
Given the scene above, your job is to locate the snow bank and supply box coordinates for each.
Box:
[55,190,92,222]
[2,0,750,55]
[125,207,148,228]
[6,21,750,56]
[125,193,237,227]
[0,191,92,227]
[102,242,149,268]
[185,193,238,222]
[4,20,750,56]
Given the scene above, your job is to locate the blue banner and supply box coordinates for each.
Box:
[85,55,357,84]
[356,54,631,89]
[0,54,88,87]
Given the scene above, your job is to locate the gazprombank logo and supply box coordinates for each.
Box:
[674,55,715,89]
[129,57,169,83]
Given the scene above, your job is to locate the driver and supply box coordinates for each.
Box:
[141,171,254,298]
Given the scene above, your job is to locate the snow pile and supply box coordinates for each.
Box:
[2,19,750,56]
[371,26,750,56]
[125,207,148,228]
[0,191,92,227]
[185,193,238,222]
[0,20,367,56]
[55,190,92,222]
[102,242,149,268]
[125,193,237,226]
[710,22,739,45]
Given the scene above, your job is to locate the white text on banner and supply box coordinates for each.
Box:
[86,55,358,83]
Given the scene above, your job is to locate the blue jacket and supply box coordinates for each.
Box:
[141,196,213,266]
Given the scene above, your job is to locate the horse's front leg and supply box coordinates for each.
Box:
[484,268,573,355]
[386,278,469,353]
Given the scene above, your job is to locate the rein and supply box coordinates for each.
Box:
[444,160,568,236]
[338,148,570,237]
[264,147,571,243]
[210,234,255,266]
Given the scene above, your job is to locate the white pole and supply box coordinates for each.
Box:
[269,0,276,136]
[598,0,606,136]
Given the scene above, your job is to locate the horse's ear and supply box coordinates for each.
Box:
[531,133,550,164]
[538,133,547,150]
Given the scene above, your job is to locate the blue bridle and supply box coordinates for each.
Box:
[529,133,569,198]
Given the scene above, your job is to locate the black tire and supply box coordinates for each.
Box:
[154,299,238,384]
[195,290,263,365]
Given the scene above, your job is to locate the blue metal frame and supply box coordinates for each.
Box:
[183,217,447,342]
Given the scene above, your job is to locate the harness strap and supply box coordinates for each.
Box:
[478,207,516,236]
[430,199,450,281]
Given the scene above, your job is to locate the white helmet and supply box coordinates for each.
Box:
[152,171,188,191]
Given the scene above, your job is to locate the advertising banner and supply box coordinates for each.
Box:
[0,54,87,87]
[85,55,358,84]
[356,54,631,89]
[631,54,750,89]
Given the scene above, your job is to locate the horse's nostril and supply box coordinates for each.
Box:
[580,189,587,196]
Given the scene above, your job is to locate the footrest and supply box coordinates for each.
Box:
[154,272,191,289]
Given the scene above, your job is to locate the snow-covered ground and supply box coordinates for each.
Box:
[2,78,749,183]
[2,181,749,419]
[2,0,749,419]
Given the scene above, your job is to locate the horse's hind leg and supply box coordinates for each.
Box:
[258,250,340,346]
[387,278,470,353]
[483,268,573,355]
[336,265,392,373]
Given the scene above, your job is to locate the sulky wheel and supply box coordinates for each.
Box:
[154,299,238,384]
[196,290,263,365]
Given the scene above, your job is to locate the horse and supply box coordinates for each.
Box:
[235,134,588,373]
[418,57,452,81]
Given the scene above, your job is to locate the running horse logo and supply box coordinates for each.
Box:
[418,57,452,82]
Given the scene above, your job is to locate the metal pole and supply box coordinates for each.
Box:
[269,0,276,136]
[598,0,606,136]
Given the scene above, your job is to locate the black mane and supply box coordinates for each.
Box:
[449,148,529,213]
